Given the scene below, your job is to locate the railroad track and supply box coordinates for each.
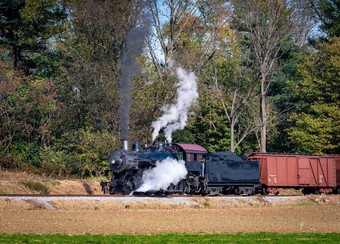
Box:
[0,194,307,210]
[0,194,304,198]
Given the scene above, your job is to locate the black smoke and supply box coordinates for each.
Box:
[119,13,150,141]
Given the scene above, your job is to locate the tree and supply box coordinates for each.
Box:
[288,37,340,154]
[59,0,145,133]
[265,38,306,153]
[146,0,230,74]
[147,0,197,73]
[189,86,232,152]
[0,0,66,71]
[200,53,260,152]
[141,0,239,144]
[310,0,340,38]
[0,60,63,168]
[232,0,309,152]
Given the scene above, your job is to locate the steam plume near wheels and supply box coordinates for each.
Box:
[135,157,188,192]
[152,68,199,142]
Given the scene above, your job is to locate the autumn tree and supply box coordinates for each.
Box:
[138,0,235,143]
[232,0,312,152]
[147,0,197,73]
[189,87,232,152]
[146,0,231,74]
[59,0,146,133]
[0,60,63,168]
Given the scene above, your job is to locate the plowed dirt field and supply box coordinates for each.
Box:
[0,170,339,234]
[0,196,339,234]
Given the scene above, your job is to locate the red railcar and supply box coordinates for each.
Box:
[248,153,337,194]
[334,155,340,193]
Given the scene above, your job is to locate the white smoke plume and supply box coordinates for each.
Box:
[152,67,198,142]
[135,157,188,192]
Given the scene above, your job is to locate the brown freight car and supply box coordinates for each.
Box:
[334,155,340,194]
[248,153,337,194]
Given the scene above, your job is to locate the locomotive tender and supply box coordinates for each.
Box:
[101,140,261,195]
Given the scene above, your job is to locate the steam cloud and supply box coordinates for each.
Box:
[152,67,198,142]
[135,157,188,192]
[119,14,150,140]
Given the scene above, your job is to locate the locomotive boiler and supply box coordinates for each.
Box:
[105,140,179,194]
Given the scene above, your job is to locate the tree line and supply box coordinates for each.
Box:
[0,0,339,177]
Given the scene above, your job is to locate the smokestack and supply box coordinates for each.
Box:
[122,139,129,151]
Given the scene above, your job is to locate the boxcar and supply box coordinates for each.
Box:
[248,153,337,194]
[334,155,340,193]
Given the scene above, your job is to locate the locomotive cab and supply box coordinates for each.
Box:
[172,143,207,176]
[171,143,208,194]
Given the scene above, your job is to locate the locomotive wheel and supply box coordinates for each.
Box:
[184,185,190,195]
[122,185,133,195]
[109,186,116,195]
[179,181,189,195]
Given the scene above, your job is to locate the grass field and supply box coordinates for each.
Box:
[0,233,339,243]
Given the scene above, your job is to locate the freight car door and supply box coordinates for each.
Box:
[298,158,310,185]
[308,158,322,187]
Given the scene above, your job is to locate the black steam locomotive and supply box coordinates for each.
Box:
[101,140,261,195]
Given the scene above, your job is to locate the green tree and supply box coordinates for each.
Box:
[288,37,340,154]
[190,87,232,152]
[0,0,66,71]
[198,54,260,153]
[310,0,340,38]
[266,38,308,153]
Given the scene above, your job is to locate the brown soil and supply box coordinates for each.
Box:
[0,205,338,234]
[0,170,103,195]
[0,196,339,234]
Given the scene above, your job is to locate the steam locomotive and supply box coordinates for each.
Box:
[100,140,261,195]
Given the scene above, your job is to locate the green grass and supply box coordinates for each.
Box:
[41,179,61,186]
[0,233,339,243]
[203,201,211,207]
[21,180,50,195]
